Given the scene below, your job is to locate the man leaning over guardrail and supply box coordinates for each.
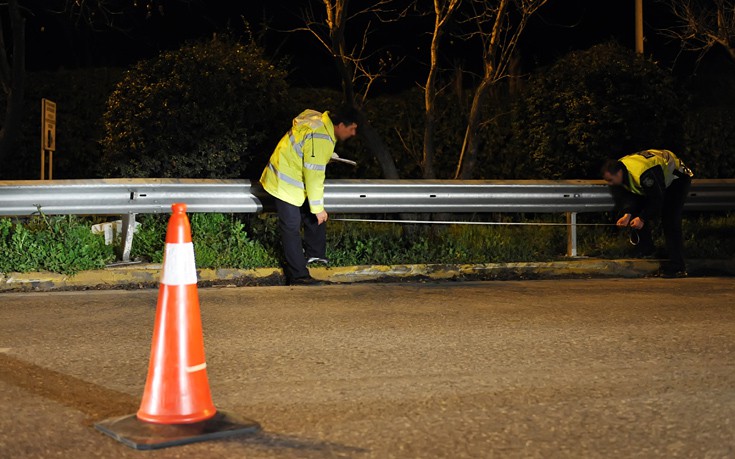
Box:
[259,106,359,285]
[602,149,694,278]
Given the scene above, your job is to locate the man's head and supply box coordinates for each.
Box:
[601,159,625,186]
[330,105,359,142]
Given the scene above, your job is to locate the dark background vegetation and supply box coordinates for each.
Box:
[1,0,733,181]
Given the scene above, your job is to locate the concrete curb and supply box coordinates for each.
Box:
[1,258,733,292]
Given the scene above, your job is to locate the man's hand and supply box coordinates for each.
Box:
[616,213,632,227]
[315,210,328,225]
[629,216,644,230]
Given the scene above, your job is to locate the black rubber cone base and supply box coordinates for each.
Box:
[94,411,260,450]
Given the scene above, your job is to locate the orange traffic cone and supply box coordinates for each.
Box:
[95,203,259,450]
[136,202,216,424]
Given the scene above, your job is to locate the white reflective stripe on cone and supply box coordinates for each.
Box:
[187,362,207,373]
[160,242,198,285]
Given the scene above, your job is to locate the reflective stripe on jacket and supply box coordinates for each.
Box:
[620,149,692,195]
[260,110,336,213]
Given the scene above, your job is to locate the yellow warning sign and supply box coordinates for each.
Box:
[42,98,56,151]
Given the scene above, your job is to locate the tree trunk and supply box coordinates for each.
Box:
[455,78,490,179]
[335,57,399,179]
[0,0,26,169]
[422,20,440,180]
[454,0,511,179]
[422,0,460,180]
[357,112,400,179]
[422,112,436,179]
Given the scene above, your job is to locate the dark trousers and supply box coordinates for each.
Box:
[274,198,326,281]
[635,176,691,272]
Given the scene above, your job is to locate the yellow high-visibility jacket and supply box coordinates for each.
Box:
[260,110,336,213]
[620,149,692,195]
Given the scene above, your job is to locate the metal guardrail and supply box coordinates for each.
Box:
[1,178,733,261]
[2,178,735,215]
[0,179,263,216]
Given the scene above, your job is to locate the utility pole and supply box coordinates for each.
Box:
[635,0,644,54]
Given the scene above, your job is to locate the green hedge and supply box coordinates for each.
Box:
[1,213,732,275]
[512,42,683,179]
[0,216,115,275]
[100,36,289,179]
[130,213,278,269]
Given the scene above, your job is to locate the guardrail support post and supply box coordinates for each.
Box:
[119,213,137,262]
[566,211,578,257]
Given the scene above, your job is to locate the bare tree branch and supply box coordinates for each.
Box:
[297,0,410,102]
[291,0,408,178]
[659,0,735,62]
[41,0,196,34]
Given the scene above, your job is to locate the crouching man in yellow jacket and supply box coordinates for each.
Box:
[260,107,358,285]
[602,149,693,278]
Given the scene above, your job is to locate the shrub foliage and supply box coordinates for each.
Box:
[0,216,114,275]
[1,212,733,276]
[101,36,289,179]
[512,42,684,179]
[130,213,278,269]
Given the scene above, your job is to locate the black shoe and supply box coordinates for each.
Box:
[288,276,325,286]
[306,257,330,265]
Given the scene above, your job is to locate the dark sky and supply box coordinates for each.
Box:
[23,0,695,88]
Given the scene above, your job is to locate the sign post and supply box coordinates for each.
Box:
[41,98,57,180]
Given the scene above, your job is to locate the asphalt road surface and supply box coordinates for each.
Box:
[1,278,734,458]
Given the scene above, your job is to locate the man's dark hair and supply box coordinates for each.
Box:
[601,158,624,176]
[330,105,360,126]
